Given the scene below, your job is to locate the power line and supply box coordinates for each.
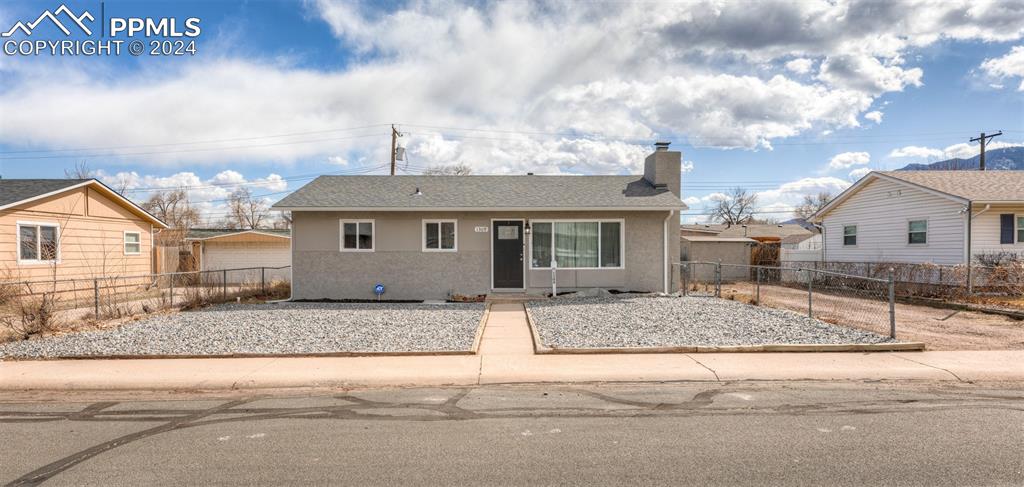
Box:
[0,133,387,160]
[0,123,392,155]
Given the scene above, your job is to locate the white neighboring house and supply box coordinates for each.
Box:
[811,171,1024,266]
[185,228,291,283]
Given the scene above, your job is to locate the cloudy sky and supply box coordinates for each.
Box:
[0,0,1022,223]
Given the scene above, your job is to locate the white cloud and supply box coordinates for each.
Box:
[864,111,883,123]
[940,140,1024,159]
[785,58,814,74]
[848,167,872,179]
[683,196,701,206]
[95,170,288,224]
[827,151,870,170]
[817,54,923,94]
[1,0,1022,172]
[888,145,944,159]
[754,176,852,215]
[980,45,1024,91]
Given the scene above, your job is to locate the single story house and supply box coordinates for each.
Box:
[811,170,1024,265]
[273,143,686,300]
[679,235,756,281]
[0,178,167,282]
[185,228,291,283]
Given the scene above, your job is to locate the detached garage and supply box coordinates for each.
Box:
[186,229,291,283]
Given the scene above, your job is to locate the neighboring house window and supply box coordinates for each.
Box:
[908,220,927,245]
[124,231,142,255]
[1000,214,1014,244]
[530,220,623,269]
[423,220,457,252]
[340,220,374,251]
[843,225,857,246]
[18,223,59,263]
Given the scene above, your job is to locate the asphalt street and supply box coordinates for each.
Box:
[1,381,1022,486]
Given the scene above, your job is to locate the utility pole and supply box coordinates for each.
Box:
[970,131,1002,171]
[390,124,402,176]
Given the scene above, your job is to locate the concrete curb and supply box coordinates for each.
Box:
[471,303,491,354]
[523,304,926,354]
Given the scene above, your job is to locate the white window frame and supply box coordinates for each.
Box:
[123,230,142,256]
[907,219,928,246]
[842,224,857,247]
[339,219,375,252]
[528,219,625,270]
[1016,214,1024,244]
[422,219,458,252]
[16,220,61,265]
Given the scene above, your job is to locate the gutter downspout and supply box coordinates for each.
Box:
[966,203,991,294]
[663,210,672,294]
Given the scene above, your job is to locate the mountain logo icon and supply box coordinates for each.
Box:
[2,4,94,37]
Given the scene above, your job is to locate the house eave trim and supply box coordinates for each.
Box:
[275,206,686,212]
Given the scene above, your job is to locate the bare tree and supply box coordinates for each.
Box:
[227,187,269,229]
[142,189,200,243]
[707,187,759,226]
[269,212,292,229]
[792,192,833,220]
[422,163,472,175]
[64,161,94,179]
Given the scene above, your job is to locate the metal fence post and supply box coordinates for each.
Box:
[806,268,813,317]
[715,261,722,298]
[681,263,688,297]
[93,278,99,317]
[755,267,761,305]
[261,267,266,294]
[889,267,896,338]
[222,269,227,300]
[169,274,174,307]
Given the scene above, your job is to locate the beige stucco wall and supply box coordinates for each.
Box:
[0,187,154,284]
[680,240,753,281]
[291,210,678,300]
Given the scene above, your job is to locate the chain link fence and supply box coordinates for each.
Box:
[678,261,896,339]
[1,267,290,341]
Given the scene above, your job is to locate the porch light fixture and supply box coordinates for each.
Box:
[524,221,531,235]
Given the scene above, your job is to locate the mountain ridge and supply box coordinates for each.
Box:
[898,146,1024,171]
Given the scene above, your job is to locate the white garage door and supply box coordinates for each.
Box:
[202,241,291,283]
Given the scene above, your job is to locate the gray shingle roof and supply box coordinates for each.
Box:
[273,175,686,210]
[187,228,291,240]
[0,179,90,207]
[879,170,1024,201]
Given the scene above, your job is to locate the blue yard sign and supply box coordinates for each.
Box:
[374,283,385,296]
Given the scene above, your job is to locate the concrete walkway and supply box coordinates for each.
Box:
[2,303,1023,391]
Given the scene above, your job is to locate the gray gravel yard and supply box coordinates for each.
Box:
[0,302,486,359]
[527,295,893,349]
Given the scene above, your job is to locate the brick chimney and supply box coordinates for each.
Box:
[643,141,681,196]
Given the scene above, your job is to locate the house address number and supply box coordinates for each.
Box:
[474,226,489,233]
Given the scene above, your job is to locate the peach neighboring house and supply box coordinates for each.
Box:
[0,178,168,284]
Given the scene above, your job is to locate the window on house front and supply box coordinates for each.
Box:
[124,231,142,255]
[423,220,457,251]
[18,223,58,262]
[1018,216,1024,243]
[908,220,927,245]
[843,225,857,246]
[340,220,374,251]
[530,220,623,269]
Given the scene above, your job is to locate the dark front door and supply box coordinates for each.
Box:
[492,220,524,289]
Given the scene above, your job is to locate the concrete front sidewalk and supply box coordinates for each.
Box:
[2,303,1022,391]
